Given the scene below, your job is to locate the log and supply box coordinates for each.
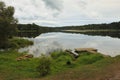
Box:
[75,48,98,54]
[66,49,79,58]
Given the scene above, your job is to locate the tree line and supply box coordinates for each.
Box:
[17,23,54,37]
[56,22,120,30]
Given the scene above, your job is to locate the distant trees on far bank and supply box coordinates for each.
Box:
[57,22,120,30]
[16,21,120,38]
[17,23,54,37]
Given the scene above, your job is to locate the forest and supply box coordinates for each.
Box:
[16,21,120,38]
[17,21,120,33]
[17,23,54,37]
[56,21,120,30]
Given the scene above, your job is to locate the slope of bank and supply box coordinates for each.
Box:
[39,55,120,80]
[0,49,120,80]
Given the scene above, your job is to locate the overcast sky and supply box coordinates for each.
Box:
[1,0,120,27]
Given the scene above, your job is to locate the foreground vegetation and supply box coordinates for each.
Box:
[41,55,120,80]
[0,37,33,49]
[8,37,33,49]
[0,50,120,80]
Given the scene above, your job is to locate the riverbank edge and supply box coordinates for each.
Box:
[0,48,120,80]
[0,37,120,80]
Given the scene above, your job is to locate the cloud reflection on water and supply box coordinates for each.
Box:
[19,32,120,57]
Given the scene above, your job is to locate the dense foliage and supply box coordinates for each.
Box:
[0,1,17,49]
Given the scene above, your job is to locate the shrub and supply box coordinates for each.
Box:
[37,56,51,77]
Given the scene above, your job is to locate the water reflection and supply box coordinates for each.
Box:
[19,32,120,57]
[64,31,120,38]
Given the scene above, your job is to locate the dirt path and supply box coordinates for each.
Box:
[109,71,120,80]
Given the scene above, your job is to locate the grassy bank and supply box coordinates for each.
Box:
[0,50,120,80]
[40,52,120,80]
[0,50,40,80]
[8,37,33,49]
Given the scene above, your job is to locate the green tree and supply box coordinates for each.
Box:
[0,1,18,49]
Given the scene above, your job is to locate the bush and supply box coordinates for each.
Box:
[37,56,51,77]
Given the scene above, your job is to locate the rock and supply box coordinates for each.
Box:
[16,57,22,61]
[75,48,98,54]
[24,54,33,58]
[16,54,33,61]
[65,48,98,58]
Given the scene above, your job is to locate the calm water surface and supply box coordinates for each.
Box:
[19,32,120,57]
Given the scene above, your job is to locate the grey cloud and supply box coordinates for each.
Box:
[30,0,40,7]
[42,0,63,11]
[78,1,87,9]
[2,0,120,27]
[18,8,23,12]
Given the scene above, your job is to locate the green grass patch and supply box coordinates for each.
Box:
[8,37,33,49]
[0,50,39,80]
[76,53,104,65]
[50,51,75,74]
[48,51,105,75]
[1,50,120,80]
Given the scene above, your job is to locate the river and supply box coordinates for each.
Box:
[19,32,120,57]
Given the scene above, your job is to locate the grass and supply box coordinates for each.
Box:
[8,37,33,49]
[0,50,40,80]
[0,50,120,80]
[76,53,104,65]
[50,51,74,74]
[39,54,120,80]
[45,51,107,75]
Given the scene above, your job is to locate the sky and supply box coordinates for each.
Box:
[1,0,120,27]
